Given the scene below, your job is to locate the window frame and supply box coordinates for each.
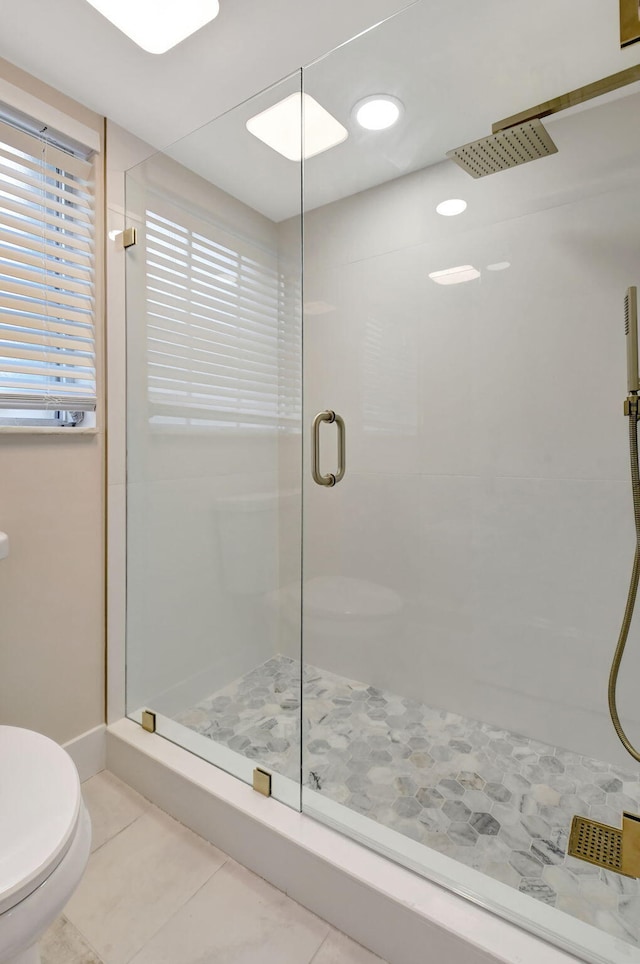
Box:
[0,101,103,433]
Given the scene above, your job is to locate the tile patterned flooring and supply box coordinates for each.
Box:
[42,771,385,964]
[176,655,640,948]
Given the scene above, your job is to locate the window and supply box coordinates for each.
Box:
[0,115,96,427]
[142,193,300,431]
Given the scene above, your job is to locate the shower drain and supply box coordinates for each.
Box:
[568,815,625,873]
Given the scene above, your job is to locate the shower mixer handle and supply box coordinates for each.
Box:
[312,410,346,487]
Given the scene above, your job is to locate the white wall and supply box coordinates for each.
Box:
[299,90,640,768]
[0,59,105,745]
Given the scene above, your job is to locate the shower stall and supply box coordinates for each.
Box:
[122,2,640,960]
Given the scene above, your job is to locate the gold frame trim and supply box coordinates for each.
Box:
[493,64,640,134]
[621,0,640,47]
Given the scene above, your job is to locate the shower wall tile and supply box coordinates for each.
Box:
[469,477,629,649]
[413,474,639,763]
[467,190,636,484]
[301,167,428,271]
[123,140,298,719]
[301,159,640,770]
[126,430,279,486]
[127,475,281,713]
[302,468,421,687]
[302,281,420,477]
[303,470,420,583]
[306,172,637,483]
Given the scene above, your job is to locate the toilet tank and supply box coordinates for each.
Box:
[216,491,298,595]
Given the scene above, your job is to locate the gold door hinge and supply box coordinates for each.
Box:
[621,0,640,47]
[141,710,156,733]
[253,768,272,797]
[121,226,137,248]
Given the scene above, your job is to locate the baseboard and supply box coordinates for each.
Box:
[63,723,106,782]
[106,718,585,964]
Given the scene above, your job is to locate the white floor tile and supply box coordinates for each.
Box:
[129,859,330,964]
[40,916,103,963]
[82,771,150,852]
[311,930,387,964]
[65,806,226,964]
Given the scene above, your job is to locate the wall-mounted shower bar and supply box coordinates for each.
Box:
[492,63,640,134]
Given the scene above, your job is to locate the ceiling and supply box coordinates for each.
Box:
[163,0,640,221]
[0,0,411,149]
[1,0,640,222]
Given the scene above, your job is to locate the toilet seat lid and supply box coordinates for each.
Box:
[0,726,81,914]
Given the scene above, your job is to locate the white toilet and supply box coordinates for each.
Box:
[0,726,91,964]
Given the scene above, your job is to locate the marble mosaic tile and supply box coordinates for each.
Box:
[174,655,640,947]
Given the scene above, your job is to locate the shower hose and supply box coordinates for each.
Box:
[609,401,640,763]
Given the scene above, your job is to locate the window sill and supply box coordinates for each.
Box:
[0,425,99,435]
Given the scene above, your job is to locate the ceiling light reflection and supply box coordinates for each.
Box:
[429,265,481,286]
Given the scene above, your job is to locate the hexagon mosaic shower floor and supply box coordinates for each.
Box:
[175,655,640,946]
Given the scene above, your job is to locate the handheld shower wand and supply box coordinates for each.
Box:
[626,286,639,393]
[609,286,640,762]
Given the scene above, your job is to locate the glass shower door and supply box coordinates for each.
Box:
[124,72,303,808]
[301,3,640,961]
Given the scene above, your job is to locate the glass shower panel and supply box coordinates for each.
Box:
[125,72,303,807]
[302,2,640,959]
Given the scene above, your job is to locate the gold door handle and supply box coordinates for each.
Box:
[312,410,346,486]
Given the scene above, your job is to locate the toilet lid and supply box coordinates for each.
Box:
[0,726,81,914]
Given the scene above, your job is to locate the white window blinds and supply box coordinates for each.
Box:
[143,193,300,430]
[0,117,96,413]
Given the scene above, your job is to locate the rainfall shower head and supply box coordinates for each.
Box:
[446,119,558,179]
[626,286,639,394]
[447,64,640,179]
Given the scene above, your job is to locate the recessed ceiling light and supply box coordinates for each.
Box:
[354,95,403,131]
[429,265,481,286]
[436,199,467,217]
[246,93,348,162]
[487,261,511,271]
[85,0,219,54]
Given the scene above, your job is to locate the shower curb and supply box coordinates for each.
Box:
[106,719,582,964]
